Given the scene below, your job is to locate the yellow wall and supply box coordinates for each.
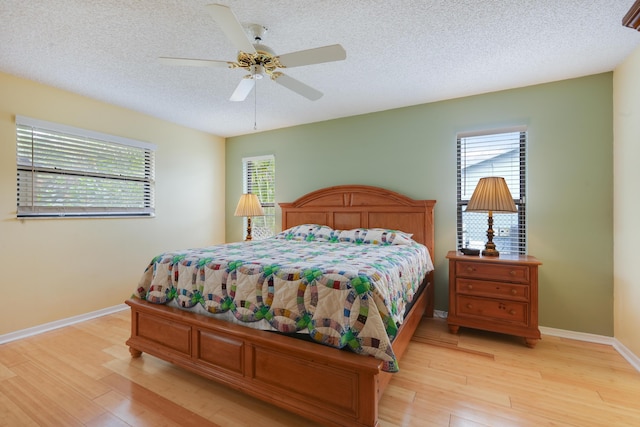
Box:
[0,72,226,335]
[613,45,640,356]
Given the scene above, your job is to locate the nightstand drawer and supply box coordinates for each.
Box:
[455,261,530,284]
[456,295,528,326]
[456,279,529,301]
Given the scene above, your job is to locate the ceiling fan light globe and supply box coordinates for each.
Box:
[250,64,264,79]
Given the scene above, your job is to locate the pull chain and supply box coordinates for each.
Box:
[253,78,257,131]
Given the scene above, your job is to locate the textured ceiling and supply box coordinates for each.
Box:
[1,1,639,137]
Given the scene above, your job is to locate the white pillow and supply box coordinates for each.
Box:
[274,224,336,241]
[338,228,414,245]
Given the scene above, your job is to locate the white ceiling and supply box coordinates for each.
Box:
[1,1,639,138]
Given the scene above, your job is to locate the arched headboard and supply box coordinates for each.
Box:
[279,185,436,263]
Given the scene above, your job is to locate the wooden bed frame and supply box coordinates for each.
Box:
[126,185,436,427]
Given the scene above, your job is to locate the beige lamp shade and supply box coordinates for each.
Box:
[465,177,516,257]
[466,177,517,213]
[234,193,265,217]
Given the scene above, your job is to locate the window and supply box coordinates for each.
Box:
[242,155,275,239]
[16,116,155,218]
[457,129,526,254]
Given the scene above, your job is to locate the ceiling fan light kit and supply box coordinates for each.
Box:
[160,3,346,102]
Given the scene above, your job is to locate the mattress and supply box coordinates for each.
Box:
[133,226,434,372]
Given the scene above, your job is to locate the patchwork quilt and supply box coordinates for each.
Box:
[133,225,434,372]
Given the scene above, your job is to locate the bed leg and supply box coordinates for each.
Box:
[129,347,142,358]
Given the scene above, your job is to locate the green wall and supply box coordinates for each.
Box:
[226,73,613,335]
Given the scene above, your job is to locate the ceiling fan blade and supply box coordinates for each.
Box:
[159,57,231,68]
[206,4,256,54]
[276,44,346,68]
[230,78,255,101]
[273,74,323,101]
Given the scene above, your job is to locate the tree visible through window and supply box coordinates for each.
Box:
[242,155,275,240]
[16,116,156,218]
[457,129,526,254]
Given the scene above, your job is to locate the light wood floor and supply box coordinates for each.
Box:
[1,311,639,427]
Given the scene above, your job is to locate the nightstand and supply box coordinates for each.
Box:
[446,250,542,348]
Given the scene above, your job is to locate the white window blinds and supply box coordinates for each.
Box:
[457,129,526,254]
[242,155,275,239]
[16,116,156,218]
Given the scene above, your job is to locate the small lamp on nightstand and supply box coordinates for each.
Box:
[465,177,517,257]
[234,193,265,241]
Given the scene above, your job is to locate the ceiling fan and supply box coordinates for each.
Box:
[160,4,347,102]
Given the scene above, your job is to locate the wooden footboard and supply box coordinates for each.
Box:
[126,274,432,427]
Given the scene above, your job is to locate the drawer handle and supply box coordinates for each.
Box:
[510,270,517,276]
[466,266,475,273]
[467,284,473,290]
[509,309,516,315]
[511,289,517,295]
[466,303,473,309]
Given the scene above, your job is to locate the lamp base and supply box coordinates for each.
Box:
[482,211,499,256]
[482,248,500,257]
[245,217,253,241]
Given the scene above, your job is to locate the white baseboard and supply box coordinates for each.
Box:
[0,304,128,345]
[612,339,640,373]
[539,326,615,345]
[433,309,448,319]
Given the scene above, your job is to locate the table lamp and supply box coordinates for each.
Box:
[465,177,517,256]
[234,193,265,241]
